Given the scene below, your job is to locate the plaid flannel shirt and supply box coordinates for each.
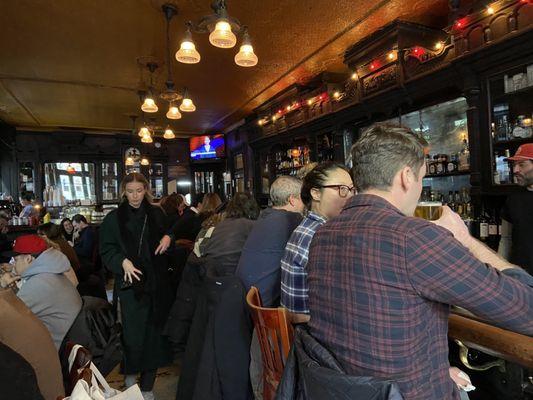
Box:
[280,211,327,314]
[307,194,533,400]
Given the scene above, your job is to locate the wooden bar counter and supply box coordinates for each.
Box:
[449,308,533,368]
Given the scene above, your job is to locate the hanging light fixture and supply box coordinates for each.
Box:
[125,156,134,166]
[166,103,182,119]
[176,22,201,64]
[140,157,150,166]
[176,0,257,66]
[140,62,159,113]
[234,27,258,67]
[163,127,176,139]
[180,88,196,112]
[138,125,150,137]
[141,129,153,143]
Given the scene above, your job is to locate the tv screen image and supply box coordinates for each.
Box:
[190,134,225,160]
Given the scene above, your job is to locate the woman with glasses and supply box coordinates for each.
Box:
[280,161,355,323]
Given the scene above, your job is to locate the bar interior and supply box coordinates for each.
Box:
[0,0,532,399]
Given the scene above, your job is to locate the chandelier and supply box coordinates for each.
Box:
[175,0,258,67]
[139,3,197,121]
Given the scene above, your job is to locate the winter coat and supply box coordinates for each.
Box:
[17,248,82,349]
[99,200,173,374]
[276,326,403,400]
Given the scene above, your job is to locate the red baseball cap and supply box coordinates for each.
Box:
[505,143,533,161]
[2,234,47,258]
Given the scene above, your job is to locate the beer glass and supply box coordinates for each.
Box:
[414,201,443,221]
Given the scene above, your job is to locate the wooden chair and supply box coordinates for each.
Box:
[246,286,294,400]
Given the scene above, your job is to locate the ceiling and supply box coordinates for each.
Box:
[0,0,452,137]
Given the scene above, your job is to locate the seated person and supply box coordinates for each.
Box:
[37,223,81,274]
[72,214,95,261]
[0,287,65,400]
[19,193,34,218]
[236,175,304,307]
[306,124,533,400]
[60,218,74,243]
[1,234,82,349]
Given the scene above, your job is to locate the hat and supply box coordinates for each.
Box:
[2,234,47,258]
[505,143,533,161]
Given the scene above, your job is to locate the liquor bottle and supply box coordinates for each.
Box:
[479,211,489,242]
[447,191,455,211]
[458,139,470,171]
[488,212,499,250]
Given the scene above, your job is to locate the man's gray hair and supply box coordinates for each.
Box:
[270,176,302,207]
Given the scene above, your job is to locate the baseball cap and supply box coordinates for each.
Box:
[505,143,533,161]
[2,234,47,258]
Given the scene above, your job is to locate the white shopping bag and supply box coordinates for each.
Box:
[65,345,143,400]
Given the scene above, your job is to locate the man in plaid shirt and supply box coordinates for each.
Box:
[307,124,533,400]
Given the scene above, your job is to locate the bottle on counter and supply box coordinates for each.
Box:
[458,139,470,171]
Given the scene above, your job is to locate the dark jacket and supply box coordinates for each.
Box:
[0,342,45,400]
[236,208,302,306]
[167,257,253,400]
[74,225,95,260]
[276,326,403,400]
[99,200,173,374]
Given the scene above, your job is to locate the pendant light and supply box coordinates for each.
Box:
[166,103,182,119]
[176,22,201,64]
[179,88,196,112]
[209,19,236,48]
[235,28,258,67]
[140,157,150,166]
[138,126,150,137]
[125,156,134,166]
[140,63,158,113]
[163,127,176,139]
[141,130,153,143]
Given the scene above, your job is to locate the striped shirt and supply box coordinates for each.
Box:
[280,211,327,314]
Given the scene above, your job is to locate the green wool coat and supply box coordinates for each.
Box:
[99,204,173,374]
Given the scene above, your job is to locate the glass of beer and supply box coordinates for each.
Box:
[414,201,443,221]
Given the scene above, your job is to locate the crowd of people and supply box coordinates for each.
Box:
[0,125,532,400]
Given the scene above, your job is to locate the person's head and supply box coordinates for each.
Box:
[270,176,304,214]
[204,136,210,146]
[160,194,180,216]
[120,172,153,208]
[61,218,74,235]
[0,213,9,234]
[20,193,32,206]
[351,124,428,216]
[72,214,88,230]
[37,222,62,241]
[225,192,260,220]
[200,193,222,215]
[3,235,47,275]
[506,144,533,188]
[301,162,354,220]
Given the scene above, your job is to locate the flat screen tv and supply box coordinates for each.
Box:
[190,134,225,160]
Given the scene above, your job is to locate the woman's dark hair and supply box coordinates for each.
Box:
[160,194,182,216]
[37,222,62,241]
[224,193,260,220]
[301,162,350,209]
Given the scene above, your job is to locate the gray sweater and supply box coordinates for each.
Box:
[17,248,82,349]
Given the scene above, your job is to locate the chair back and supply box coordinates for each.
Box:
[246,286,293,399]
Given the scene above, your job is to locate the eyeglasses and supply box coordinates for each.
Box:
[320,185,356,198]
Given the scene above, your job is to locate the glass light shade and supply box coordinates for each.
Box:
[176,40,201,64]
[141,133,153,143]
[163,128,175,139]
[166,105,182,120]
[235,44,258,67]
[209,20,236,48]
[138,126,150,137]
[141,97,158,113]
[180,97,196,112]
[140,158,150,166]
[125,157,134,166]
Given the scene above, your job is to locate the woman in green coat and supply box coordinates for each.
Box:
[99,173,173,400]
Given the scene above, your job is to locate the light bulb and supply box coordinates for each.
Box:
[180,97,196,112]
[487,6,495,15]
[166,105,182,120]
[176,40,201,64]
[351,72,358,80]
[141,97,158,113]
[163,128,175,139]
[138,126,150,137]
[140,158,150,166]
[435,41,444,50]
[209,20,236,48]
[333,91,340,99]
[235,44,258,67]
